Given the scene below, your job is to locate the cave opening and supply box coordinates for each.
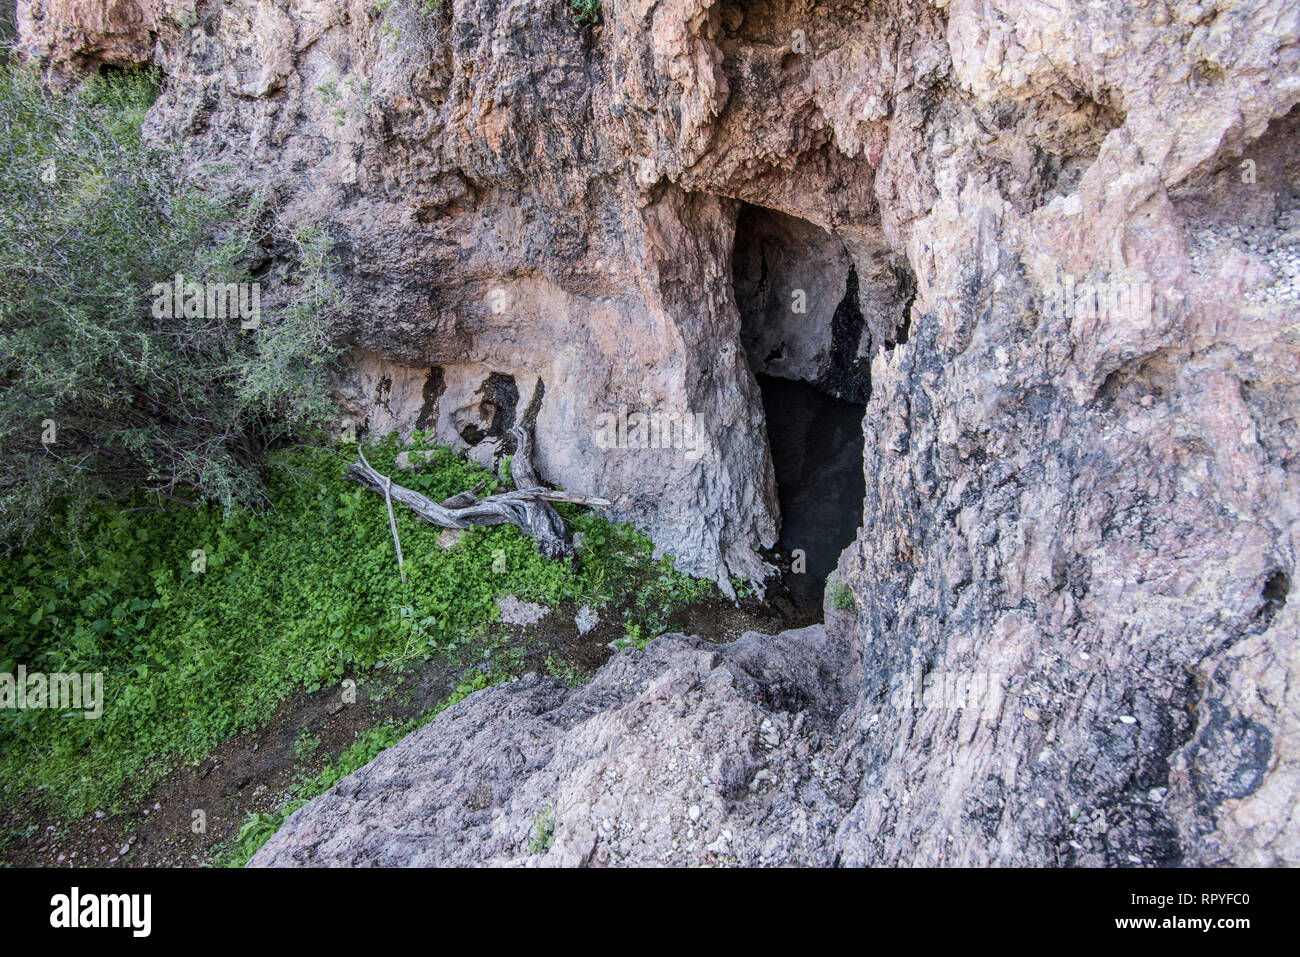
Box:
[732,202,872,605]
[756,372,867,584]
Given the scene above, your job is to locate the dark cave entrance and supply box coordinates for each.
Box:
[732,201,913,604]
[732,202,872,604]
[756,373,867,586]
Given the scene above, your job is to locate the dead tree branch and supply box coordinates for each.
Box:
[347,423,609,560]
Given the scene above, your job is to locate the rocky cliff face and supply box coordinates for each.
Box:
[20,0,1300,865]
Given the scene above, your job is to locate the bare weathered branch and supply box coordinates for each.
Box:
[348,425,609,561]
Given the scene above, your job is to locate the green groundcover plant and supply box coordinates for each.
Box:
[0,435,711,819]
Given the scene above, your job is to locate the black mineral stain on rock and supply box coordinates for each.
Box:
[414,366,446,432]
[460,372,519,445]
[1190,703,1273,807]
[1255,569,1290,629]
[963,775,1007,841]
[823,266,872,404]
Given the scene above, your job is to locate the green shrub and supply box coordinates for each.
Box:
[0,64,341,545]
[307,722,409,795]
[529,805,555,854]
[224,803,306,867]
[829,579,855,611]
[568,0,600,26]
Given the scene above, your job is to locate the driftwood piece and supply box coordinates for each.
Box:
[347,423,609,560]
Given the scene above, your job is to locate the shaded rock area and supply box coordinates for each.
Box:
[757,373,865,586]
[21,0,1300,865]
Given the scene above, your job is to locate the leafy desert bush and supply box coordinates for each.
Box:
[0,64,341,545]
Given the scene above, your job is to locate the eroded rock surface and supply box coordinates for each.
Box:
[253,624,855,866]
[21,0,1300,865]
